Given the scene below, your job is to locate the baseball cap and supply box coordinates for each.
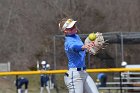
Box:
[59,18,77,31]
[121,61,127,66]
[41,61,46,65]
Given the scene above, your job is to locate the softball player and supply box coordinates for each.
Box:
[40,61,51,93]
[15,77,29,93]
[59,18,99,93]
[97,73,107,87]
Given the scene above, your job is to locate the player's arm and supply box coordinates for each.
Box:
[68,43,84,52]
[82,41,95,52]
[68,42,95,52]
[67,40,86,52]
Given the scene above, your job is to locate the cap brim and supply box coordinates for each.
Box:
[66,21,77,28]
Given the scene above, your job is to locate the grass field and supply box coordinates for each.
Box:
[0,74,67,93]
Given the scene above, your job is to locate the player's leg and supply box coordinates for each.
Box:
[50,75,55,89]
[17,83,22,93]
[45,76,51,93]
[18,89,22,93]
[24,81,29,93]
[40,87,44,93]
[40,76,45,93]
[45,81,50,93]
[45,85,51,93]
[64,71,84,93]
[84,74,99,93]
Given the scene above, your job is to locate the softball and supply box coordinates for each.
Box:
[88,33,96,41]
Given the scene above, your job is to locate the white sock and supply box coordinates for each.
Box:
[50,83,54,89]
[40,87,44,93]
[24,89,28,93]
[18,89,21,93]
[46,86,51,93]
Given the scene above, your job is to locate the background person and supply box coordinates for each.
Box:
[97,73,107,88]
[15,77,29,93]
[121,61,129,82]
[40,61,51,93]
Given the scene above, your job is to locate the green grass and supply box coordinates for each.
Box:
[0,74,67,93]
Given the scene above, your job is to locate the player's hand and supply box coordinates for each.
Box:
[82,41,95,50]
[84,32,108,55]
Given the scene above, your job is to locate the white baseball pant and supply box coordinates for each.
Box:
[64,69,99,93]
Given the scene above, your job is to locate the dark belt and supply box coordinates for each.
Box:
[77,67,86,71]
[69,67,86,71]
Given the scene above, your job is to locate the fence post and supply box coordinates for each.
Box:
[16,75,18,93]
[119,72,122,93]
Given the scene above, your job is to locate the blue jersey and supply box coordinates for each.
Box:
[64,34,86,69]
[16,77,29,89]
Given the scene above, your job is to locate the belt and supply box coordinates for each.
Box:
[69,67,86,71]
